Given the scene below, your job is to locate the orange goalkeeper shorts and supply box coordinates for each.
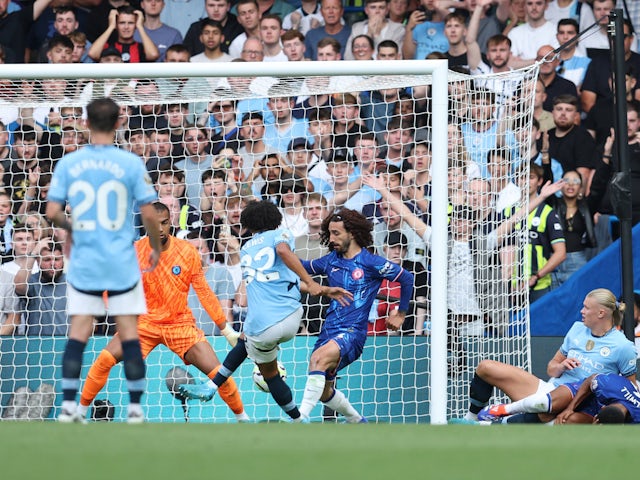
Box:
[137,320,206,362]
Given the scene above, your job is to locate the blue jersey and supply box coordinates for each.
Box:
[551,322,637,387]
[591,374,640,423]
[48,145,157,291]
[302,249,413,339]
[240,228,301,336]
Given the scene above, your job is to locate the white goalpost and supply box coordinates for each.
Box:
[0,60,538,424]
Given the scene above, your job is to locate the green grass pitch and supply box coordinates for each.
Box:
[1,423,636,480]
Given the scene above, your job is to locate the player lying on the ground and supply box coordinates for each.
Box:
[455,289,636,424]
[77,202,249,422]
[180,200,352,422]
[481,373,640,425]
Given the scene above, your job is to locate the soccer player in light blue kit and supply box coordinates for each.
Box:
[46,97,162,423]
[298,208,414,423]
[179,200,351,421]
[460,289,637,424]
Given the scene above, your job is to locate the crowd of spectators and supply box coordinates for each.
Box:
[0,0,639,344]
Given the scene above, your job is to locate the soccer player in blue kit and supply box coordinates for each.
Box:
[297,208,414,423]
[179,200,352,421]
[46,97,162,423]
[555,373,640,424]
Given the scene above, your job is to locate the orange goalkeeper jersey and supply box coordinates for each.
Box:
[136,236,226,326]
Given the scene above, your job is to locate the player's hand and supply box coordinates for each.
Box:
[144,249,161,272]
[305,280,324,297]
[322,286,353,306]
[386,309,405,331]
[554,408,574,424]
[220,324,240,347]
[560,357,580,371]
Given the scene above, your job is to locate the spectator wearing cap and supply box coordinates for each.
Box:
[287,137,331,196]
[88,6,160,63]
[370,230,428,335]
[264,92,314,154]
[324,148,380,212]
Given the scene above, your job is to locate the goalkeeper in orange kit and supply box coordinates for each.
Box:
[76,202,249,422]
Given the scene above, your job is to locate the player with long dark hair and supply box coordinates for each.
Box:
[298,208,414,422]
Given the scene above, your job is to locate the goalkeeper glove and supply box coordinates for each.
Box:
[220,324,240,347]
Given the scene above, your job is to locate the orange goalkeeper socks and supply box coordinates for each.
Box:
[80,350,118,407]
[207,365,244,415]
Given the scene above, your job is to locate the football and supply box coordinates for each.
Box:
[252,362,287,393]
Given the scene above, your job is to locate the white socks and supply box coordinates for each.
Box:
[324,389,362,423]
[298,373,326,418]
[506,393,551,415]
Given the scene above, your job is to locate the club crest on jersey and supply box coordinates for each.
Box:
[172,266,181,275]
[585,340,594,351]
[351,268,364,280]
[599,346,611,357]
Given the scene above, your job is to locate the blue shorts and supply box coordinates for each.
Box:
[313,330,366,381]
[562,381,598,418]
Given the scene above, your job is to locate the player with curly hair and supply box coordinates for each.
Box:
[298,208,414,422]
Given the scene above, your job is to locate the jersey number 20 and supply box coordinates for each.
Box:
[69,179,128,231]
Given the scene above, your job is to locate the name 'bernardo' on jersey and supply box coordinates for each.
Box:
[68,158,126,179]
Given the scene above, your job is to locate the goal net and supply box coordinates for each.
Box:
[0,60,538,423]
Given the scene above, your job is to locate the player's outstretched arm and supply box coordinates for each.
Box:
[300,282,353,307]
[555,374,596,424]
[139,202,162,271]
[275,242,323,296]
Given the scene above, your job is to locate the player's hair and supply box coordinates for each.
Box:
[282,29,304,43]
[321,208,373,250]
[236,0,259,9]
[596,404,627,424]
[241,200,283,233]
[587,288,626,327]
[153,201,170,215]
[557,18,579,34]
[86,98,120,133]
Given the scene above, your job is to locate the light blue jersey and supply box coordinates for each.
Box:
[240,228,301,336]
[48,145,157,292]
[461,121,519,179]
[550,322,637,387]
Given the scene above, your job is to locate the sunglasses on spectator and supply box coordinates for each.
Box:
[562,178,581,185]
